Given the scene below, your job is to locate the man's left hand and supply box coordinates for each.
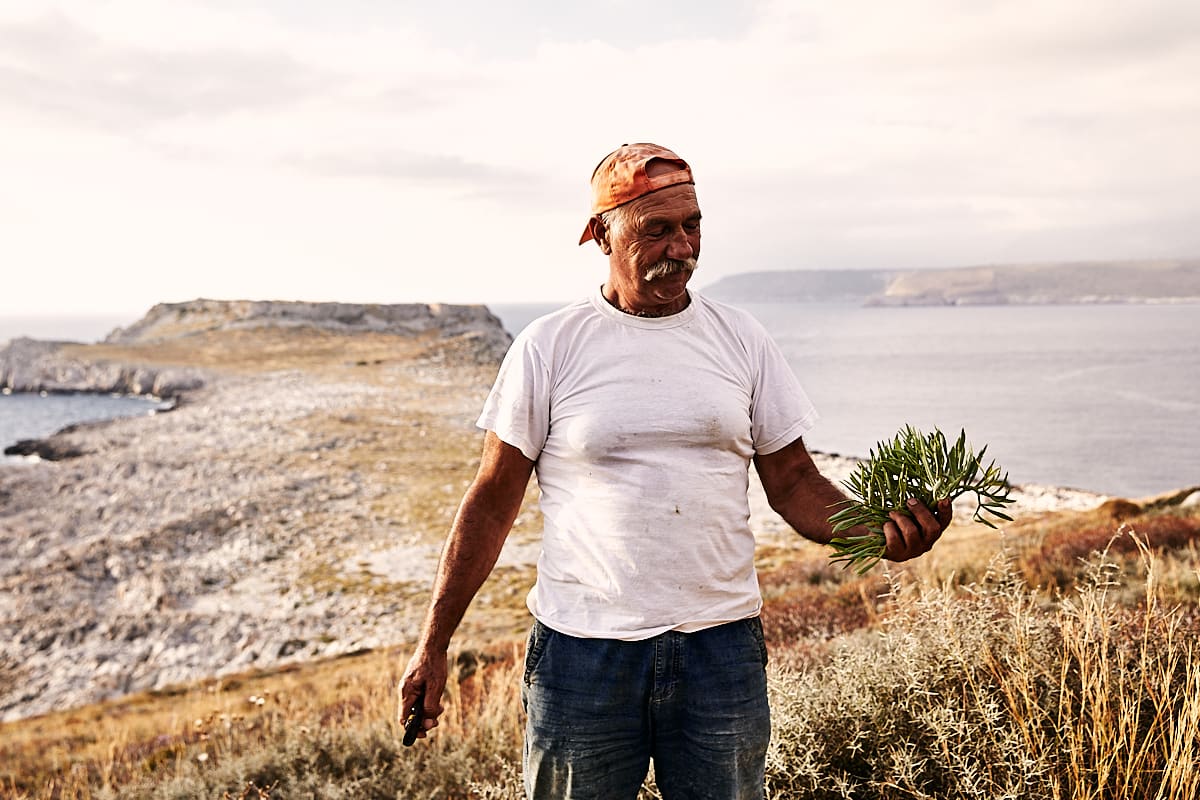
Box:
[882,498,953,562]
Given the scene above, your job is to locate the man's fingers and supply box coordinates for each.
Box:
[400,675,427,710]
[424,694,444,721]
[398,683,419,720]
[881,498,953,563]
[884,499,946,561]
[883,511,920,559]
[905,497,941,533]
[936,498,953,528]
[398,677,447,739]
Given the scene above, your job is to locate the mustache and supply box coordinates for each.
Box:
[642,257,698,282]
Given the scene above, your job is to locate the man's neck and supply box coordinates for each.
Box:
[600,283,691,318]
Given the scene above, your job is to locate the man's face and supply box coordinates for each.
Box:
[605,183,702,308]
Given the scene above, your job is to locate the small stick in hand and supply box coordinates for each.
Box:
[402,686,425,747]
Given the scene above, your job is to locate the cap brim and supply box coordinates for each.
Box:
[578,223,595,246]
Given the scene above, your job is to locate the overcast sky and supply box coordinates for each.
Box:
[2,0,1198,316]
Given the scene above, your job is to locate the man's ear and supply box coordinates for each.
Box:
[587,216,612,255]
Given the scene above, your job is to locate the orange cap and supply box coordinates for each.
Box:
[579,143,694,245]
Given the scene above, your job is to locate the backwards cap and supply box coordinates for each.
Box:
[578,143,694,245]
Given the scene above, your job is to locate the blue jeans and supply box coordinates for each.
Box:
[521,617,771,800]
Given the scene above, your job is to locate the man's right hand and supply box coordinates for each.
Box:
[395,433,534,743]
[398,648,447,742]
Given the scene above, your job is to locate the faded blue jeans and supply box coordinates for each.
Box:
[521,617,771,800]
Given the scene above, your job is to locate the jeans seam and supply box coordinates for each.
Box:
[524,620,548,685]
[747,616,769,666]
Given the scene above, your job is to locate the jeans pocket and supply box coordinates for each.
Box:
[745,616,769,666]
[523,620,550,685]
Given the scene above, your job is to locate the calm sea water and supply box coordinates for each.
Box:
[491,301,1200,498]
[0,392,163,463]
[1,313,154,464]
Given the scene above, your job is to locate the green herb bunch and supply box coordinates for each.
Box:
[828,426,1015,574]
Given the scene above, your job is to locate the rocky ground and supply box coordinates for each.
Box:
[0,300,1110,722]
[0,301,536,721]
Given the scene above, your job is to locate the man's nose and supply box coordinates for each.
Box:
[666,227,694,259]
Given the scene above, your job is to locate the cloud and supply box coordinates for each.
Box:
[0,12,343,137]
[1,0,1198,315]
[284,148,571,207]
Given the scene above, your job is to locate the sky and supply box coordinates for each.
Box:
[2,0,1199,318]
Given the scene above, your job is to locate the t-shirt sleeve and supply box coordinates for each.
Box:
[476,331,550,462]
[749,326,819,455]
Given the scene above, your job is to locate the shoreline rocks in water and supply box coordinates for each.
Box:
[0,337,206,399]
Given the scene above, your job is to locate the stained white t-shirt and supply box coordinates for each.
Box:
[477,287,818,640]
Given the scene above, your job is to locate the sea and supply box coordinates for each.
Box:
[2,303,1198,498]
[0,313,161,465]
[490,300,1200,499]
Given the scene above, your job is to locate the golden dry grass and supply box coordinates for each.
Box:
[0,640,527,799]
[66,328,434,377]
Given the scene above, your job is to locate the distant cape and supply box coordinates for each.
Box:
[699,259,1200,306]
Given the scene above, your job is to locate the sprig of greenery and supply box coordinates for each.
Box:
[828,426,1015,574]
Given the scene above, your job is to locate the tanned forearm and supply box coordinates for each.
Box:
[754,436,862,545]
[760,458,850,546]
[417,476,525,652]
[399,433,534,738]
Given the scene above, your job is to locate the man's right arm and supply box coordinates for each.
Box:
[398,430,535,739]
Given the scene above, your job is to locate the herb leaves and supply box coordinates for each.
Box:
[828,426,1015,573]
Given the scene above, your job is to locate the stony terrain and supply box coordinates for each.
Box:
[0,301,531,721]
[0,300,1109,722]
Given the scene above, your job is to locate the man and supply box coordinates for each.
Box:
[399,143,951,799]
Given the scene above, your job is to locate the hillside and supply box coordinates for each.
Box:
[1,298,1198,798]
[0,300,526,723]
[701,258,1200,305]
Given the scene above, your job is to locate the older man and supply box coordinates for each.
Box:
[400,143,950,799]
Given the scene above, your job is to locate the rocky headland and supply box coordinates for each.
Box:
[0,300,524,721]
[0,299,1111,722]
[701,258,1200,306]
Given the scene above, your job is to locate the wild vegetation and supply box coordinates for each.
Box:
[3,490,1197,799]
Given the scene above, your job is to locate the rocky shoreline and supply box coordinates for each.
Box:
[0,300,522,721]
[0,300,1113,722]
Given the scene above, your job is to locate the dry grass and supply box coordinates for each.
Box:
[0,641,527,799]
[1018,503,1200,595]
[66,328,437,377]
[3,484,1197,798]
[764,533,1200,799]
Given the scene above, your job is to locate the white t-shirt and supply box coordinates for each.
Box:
[477,287,818,640]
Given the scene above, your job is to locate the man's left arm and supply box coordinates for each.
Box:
[753,436,951,563]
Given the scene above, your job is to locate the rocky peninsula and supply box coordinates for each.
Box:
[0,300,1108,722]
[701,258,1200,306]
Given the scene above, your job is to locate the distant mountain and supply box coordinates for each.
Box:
[698,269,894,303]
[701,259,1200,306]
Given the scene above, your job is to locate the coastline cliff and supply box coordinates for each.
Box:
[0,299,510,397]
[0,299,519,721]
[701,258,1200,306]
